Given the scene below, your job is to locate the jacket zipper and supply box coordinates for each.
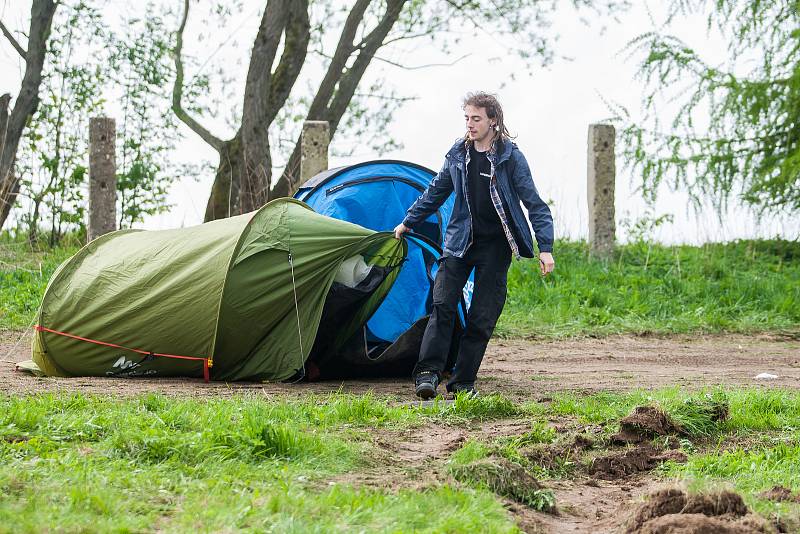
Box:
[462,149,474,257]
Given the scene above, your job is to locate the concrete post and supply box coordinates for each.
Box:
[300,120,329,184]
[88,117,117,241]
[587,123,616,257]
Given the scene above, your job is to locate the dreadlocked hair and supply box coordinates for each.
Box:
[462,91,514,143]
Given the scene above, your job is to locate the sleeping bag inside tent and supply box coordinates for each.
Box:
[29,198,405,382]
[295,160,470,378]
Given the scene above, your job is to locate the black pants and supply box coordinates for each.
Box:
[413,238,512,390]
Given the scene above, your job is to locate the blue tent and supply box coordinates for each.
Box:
[295,160,471,373]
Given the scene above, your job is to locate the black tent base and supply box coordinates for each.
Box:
[310,316,462,380]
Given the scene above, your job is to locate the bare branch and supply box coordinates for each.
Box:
[269,0,372,197]
[381,23,448,47]
[305,0,371,120]
[171,0,224,152]
[443,0,482,30]
[264,0,310,124]
[271,0,407,198]
[327,0,407,131]
[370,52,470,70]
[0,19,27,59]
[352,91,417,103]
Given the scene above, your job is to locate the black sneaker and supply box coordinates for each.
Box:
[414,371,439,399]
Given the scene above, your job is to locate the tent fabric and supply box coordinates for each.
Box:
[31,198,405,382]
[295,160,471,348]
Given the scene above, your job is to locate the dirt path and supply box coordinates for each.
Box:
[2,331,798,398]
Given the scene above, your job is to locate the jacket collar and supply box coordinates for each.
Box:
[446,136,514,165]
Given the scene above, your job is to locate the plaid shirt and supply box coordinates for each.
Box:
[465,139,520,258]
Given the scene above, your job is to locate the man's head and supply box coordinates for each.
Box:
[462,91,510,145]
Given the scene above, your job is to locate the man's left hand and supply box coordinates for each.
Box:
[539,252,555,276]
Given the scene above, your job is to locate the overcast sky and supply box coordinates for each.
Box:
[2,0,798,244]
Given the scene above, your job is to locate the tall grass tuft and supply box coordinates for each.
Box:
[668,391,729,438]
[427,392,519,423]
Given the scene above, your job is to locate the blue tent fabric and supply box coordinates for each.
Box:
[295,160,470,347]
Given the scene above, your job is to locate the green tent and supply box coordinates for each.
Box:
[29,198,405,382]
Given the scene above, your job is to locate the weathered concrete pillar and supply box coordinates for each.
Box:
[587,123,616,257]
[300,120,329,184]
[88,117,117,241]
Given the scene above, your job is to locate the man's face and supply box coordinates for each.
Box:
[464,105,494,143]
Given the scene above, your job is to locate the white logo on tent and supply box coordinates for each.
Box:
[107,355,140,375]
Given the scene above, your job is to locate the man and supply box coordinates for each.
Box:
[394,91,555,399]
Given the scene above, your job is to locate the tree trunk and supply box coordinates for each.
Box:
[238,132,271,214]
[0,0,57,230]
[204,135,244,221]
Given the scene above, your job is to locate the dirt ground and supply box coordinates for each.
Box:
[2,331,799,533]
[2,331,799,399]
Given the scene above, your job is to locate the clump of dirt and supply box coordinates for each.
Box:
[521,432,595,472]
[450,456,556,513]
[587,444,687,479]
[635,514,773,533]
[611,405,682,445]
[630,487,686,524]
[682,490,749,517]
[759,485,800,503]
[626,487,775,534]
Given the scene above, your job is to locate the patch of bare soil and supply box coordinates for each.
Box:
[327,424,465,491]
[625,488,774,533]
[485,334,800,402]
[759,486,800,504]
[523,476,664,534]
[522,433,595,472]
[390,425,466,463]
[2,332,799,399]
[471,418,533,440]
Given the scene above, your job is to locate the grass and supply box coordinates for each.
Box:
[499,239,800,338]
[3,387,800,530]
[3,238,798,337]
[0,240,78,329]
[0,392,523,533]
[546,387,800,435]
[432,392,519,423]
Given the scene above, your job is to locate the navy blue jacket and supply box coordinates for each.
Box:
[403,138,554,258]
